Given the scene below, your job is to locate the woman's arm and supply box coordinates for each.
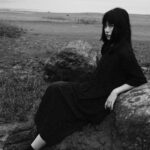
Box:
[105,44,147,110]
[113,83,134,95]
[119,45,147,86]
[105,84,134,110]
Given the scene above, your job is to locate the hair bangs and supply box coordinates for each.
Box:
[102,9,118,26]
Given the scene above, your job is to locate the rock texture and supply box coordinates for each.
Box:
[63,40,97,65]
[0,117,35,150]
[43,114,121,150]
[43,40,98,82]
[1,114,122,150]
[0,112,122,150]
[114,82,150,150]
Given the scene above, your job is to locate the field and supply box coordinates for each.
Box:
[0,9,150,122]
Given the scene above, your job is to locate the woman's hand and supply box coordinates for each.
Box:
[104,90,118,110]
[105,84,134,110]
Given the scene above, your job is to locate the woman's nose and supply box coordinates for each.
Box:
[105,26,110,32]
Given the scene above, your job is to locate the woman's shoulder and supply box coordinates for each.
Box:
[117,40,133,56]
[101,40,132,56]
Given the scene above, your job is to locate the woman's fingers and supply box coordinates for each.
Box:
[105,99,115,110]
[104,101,109,109]
[105,92,117,110]
[105,100,111,109]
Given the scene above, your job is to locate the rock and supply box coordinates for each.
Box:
[114,82,150,150]
[1,114,123,150]
[43,40,98,82]
[63,40,97,65]
[0,118,35,150]
[43,114,122,150]
[1,79,150,150]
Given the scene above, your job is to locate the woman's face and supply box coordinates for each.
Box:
[104,22,114,40]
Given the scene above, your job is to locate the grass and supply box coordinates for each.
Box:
[0,22,25,38]
[0,48,48,122]
[0,12,150,122]
[0,70,46,122]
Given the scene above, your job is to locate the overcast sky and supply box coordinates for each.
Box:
[0,0,150,14]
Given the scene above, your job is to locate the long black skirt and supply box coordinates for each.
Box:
[34,81,110,147]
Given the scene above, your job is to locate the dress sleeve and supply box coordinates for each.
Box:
[120,46,147,86]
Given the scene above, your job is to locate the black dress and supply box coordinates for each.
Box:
[34,39,147,146]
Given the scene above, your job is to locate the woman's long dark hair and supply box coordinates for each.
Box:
[101,7,132,45]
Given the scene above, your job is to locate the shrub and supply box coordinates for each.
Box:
[0,22,25,38]
[76,18,98,24]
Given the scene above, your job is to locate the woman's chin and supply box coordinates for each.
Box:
[106,35,111,40]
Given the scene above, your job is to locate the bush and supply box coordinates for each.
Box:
[76,18,98,24]
[0,22,25,38]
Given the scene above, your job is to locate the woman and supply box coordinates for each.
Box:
[27,7,147,150]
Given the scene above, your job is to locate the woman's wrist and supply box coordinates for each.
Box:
[112,89,120,95]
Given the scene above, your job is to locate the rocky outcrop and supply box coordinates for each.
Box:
[1,114,122,150]
[44,114,121,150]
[1,40,150,150]
[2,81,150,150]
[0,117,35,150]
[43,40,98,82]
[114,82,150,150]
[43,82,150,150]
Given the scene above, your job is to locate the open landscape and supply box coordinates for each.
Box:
[0,8,150,150]
[0,9,150,122]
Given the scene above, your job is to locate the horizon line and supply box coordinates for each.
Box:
[0,7,150,16]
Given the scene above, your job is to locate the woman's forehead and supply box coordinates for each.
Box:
[104,20,114,26]
[106,21,114,25]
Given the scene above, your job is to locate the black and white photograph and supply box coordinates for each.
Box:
[0,0,150,150]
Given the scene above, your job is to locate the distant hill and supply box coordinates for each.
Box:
[0,8,150,41]
[0,8,150,25]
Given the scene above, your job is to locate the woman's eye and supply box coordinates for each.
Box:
[104,23,114,28]
[109,24,114,27]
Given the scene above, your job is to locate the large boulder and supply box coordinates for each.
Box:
[1,114,122,150]
[43,40,99,82]
[114,82,150,150]
[0,116,35,150]
[2,84,150,150]
[44,114,121,150]
[63,40,97,65]
[3,80,150,150]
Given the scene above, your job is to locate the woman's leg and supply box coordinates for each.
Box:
[33,82,84,148]
[30,134,46,150]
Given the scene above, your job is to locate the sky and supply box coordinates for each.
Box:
[0,0,150,14]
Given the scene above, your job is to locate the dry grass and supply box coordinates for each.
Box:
[0,70,45,122]
[0,22,25,38]
[0,14,150,122]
